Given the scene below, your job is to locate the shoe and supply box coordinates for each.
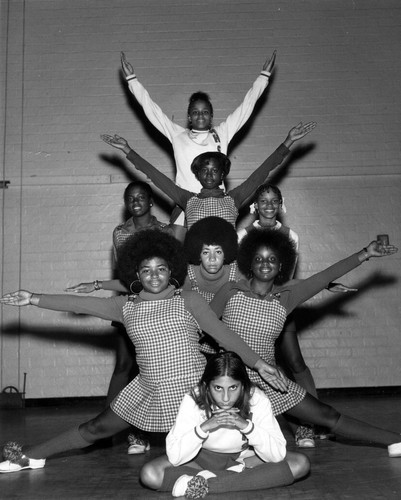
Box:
[185,475,209,499]
[172,474,193,497]
[388,442,401,457]
[127,433,150,455]
[295,425,316,448]
[0,441,45,474]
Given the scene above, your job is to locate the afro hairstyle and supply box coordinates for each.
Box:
[183,216,238,264]
[117,229,187,289]
[237,228,297,284]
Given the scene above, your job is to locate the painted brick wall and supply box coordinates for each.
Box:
[1,0,400,398]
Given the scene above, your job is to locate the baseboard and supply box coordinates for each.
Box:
[17,386,401,408]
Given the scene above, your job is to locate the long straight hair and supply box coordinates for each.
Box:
[191,351,253,419]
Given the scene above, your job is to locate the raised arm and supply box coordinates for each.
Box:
[217,50,277,143]
[230,121,317,208]
[121,52,183,140]
[285,240,398,314]
[101,134,191,209]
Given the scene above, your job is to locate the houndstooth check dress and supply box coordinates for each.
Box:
[185,195,238,229]
[222,291,306,415]
[110,291,206,432]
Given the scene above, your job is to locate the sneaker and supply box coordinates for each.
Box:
[0,441,45,474]
[295,425,316,448]
[127,433,150,455]
[388,442,401,458]
[172,474,193,497]
[185,475,209,499]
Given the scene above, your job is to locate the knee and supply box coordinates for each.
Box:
[287,452,310,480]
[140,463,162,490]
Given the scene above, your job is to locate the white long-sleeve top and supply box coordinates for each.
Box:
[126,72,271,192]
[166,386,286,466]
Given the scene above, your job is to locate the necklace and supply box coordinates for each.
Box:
[250,280,272,299]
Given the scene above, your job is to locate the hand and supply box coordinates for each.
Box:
[101,134,130,153]
[287,121,317,142]
[365,240,398,259]
[201,409,248,433]
[121,52,134,77]
[327,282,358,293]
[254,359,288,393]
[0,290,32,306]
[262,50,276,73]
[65,282,95,293]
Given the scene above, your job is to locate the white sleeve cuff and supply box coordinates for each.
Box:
[194,425,209,440]
[260,70,271,78]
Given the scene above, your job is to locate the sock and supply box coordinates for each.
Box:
[332,415,401,446]
[159,466,200,492]
[294,367,318,399]
[24,426,92,459]
[207,461,294,494]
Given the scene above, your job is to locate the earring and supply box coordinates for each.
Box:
[129,280,143,294]
[169,277,180,288]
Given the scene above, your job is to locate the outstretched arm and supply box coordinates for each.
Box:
[101,134,192,209]
[230,121,317,208]
[121,51,134,78]
[1,290,125,322]
[65,279,128,294]
[262,50,276,73]
[285,240,398,314]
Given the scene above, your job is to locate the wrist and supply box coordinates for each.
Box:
[29,293,40,305]
[93,280,102,291]
[358,248,370,262]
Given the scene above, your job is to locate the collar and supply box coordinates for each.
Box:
[198,187,225,199]
[138,284,177,301]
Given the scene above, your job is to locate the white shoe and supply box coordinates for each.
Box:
[172,474,193,497]
[0,457,46,474]
[388,442,401,457]
[127,433,150,455]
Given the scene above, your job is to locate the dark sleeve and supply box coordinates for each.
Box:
[126,149,192,209]
[229,144,290,208]
[182,291,260,368]
[209,281,240,318]
[37,294,126,323]
[284,254,362,314]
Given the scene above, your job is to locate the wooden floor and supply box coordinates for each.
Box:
[1,393,400,499]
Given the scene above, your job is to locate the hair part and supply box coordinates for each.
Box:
[184,216,238,264]
[191,351,253,420]
[237,228,297,284]
[117,230,187,289]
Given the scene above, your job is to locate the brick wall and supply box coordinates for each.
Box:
[1,0,400,397]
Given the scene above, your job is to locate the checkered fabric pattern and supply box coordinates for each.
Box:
[111,292,206,432]
[188,262,239,356]
[222,292,306,415]
[185,195,238,229]
[112,219,170,251]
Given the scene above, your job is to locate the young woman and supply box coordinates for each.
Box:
[66,180,174,454]
[140,351,309,498]
[0,231,288,474]
[182,216,242,304]
[121,51,276,193]
[209,229,401,457]
[101,120,316,229]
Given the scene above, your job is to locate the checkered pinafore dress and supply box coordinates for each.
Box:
[185,195,238,229]
[187,263,239,355]
[222,292,306,416]
[111,291,206,432]
[187,262,239,304]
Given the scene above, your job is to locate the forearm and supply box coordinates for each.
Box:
[126,149,189,209]
[230,144,290,207]
[37,294,124,323]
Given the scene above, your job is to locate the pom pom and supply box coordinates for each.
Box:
[186,475,209,499]
[3,441,23,462]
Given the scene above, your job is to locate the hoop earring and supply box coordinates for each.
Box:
[129,280,143,294]
[169,277,180,288]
